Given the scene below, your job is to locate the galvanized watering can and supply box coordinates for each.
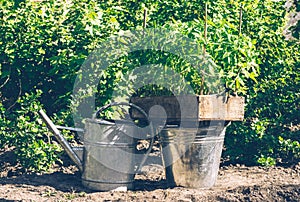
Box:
[39,102,154,191]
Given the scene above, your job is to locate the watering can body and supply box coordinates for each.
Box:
[39,102,154,191]
[82,118,138,191]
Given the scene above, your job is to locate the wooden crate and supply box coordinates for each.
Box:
[130,95,244,122]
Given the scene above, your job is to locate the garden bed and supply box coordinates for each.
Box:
[1,146,299,201]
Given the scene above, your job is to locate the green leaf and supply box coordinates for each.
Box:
[249,72,258,83]
[38,48,45,55]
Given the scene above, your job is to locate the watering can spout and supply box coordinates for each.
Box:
[38,109,83,171]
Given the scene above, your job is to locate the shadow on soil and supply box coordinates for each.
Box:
[0,147,169,193]
[0,171,170,193]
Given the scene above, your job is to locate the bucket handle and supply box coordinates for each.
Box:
[93,102,154,172]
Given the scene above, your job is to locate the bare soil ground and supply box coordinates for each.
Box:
[0,146,300,202]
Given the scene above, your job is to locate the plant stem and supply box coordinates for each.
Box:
[143,8,147,29]
[239,4,243,36]
[201,2,208,95]
[204,2,208,54]
[234,4,243,94]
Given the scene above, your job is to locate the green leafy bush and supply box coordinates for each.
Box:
[13,91,63,171]
[0,0,119,114]
[0,104,11,148]
[0,0,299,171]
[224,0,300,166]
[0,90,64,171]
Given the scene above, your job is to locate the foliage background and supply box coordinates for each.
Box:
[0,0,299,171]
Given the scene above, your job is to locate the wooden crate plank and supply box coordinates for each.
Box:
[198,95,226,120]
[130,95,244,121]
[226,96,245,121]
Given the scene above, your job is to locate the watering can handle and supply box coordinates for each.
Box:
[93,102,149,123]
[93,102,154,172]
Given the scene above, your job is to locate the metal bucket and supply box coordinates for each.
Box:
[82,103,154,191]
[159,122,228,188]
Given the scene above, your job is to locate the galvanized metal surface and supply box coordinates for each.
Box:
[39,102,154,191]
[159,124,226,188]
[81,118,137,191]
